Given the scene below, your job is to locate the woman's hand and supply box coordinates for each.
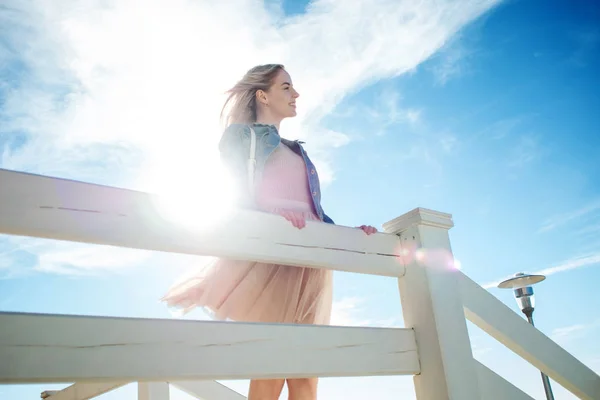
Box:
[357,225,378,235]
[279,210,306,229]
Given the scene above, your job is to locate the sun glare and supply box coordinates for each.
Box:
[141,161,237,232]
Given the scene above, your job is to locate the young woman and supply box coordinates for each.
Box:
[162,64,377,400]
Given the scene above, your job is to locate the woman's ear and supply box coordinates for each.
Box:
[256,89,268,106]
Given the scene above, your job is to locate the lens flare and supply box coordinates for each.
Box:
[451,258,462,270]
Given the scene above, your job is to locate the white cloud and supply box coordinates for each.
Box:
[428,28,482,86]
[471,344,492,358]
[330,296,372,326]
[482,251,600,289]
[439,134,458,153]
[538,199,600,233]
[0,234,211,279]
[0,235,152,277]
[507,133,543,168]
[365,89,423,135]
[550,321,600,347]
[1,0,500,180]
[430,41,471,85]
[1,0,501,276]
[535,252,600,276]
[466,333,494,359]
[330,296,401,327]
[551,324,588,341]
[36,244,150,275]
[476,116,527,140]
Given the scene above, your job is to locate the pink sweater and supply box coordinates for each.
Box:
[255,143,315,214]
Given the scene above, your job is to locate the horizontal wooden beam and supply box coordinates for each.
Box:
[172,381,247,400]
[460,274,600,400]
[0,168,403,277]
[40,380,246,400]
[40,382,128,400]
[475,361,533,400]
[0,312,419,383]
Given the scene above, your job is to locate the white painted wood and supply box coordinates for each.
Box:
[475,360,534,400]
[0,168,402,277]
[40,382,128,399]
[138,382,170,400]
[40,381,246,400]
[460,274,600,400]
[172,381,247,400]
[0,311,419,383]
[384,208,481,400]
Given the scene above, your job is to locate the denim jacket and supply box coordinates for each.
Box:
[218,123,335,224]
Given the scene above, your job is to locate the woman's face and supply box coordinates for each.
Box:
[263,69,300,119]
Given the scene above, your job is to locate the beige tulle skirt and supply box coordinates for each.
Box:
[161,199,333,325]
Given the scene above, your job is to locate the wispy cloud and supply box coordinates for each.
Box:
[359,86,460,179]
[538,200,600,233]
[0,233,210,280]
[428,19,490,87]
[551,324,588,341]
[476,116,527,140]
[430,39,474,85]
[471,343,492,358]
[364,88,423,136]
[439,134,459,154]
[330,297,401,327]
[468,334,494,358]
[0,235,152,278]
[1,0,501,183]
[535,252,600,276]
[551,321,599,345]
[482,251,600,289]
[331,297,371,326]
[507,133,543,168]
[0,0,501,276]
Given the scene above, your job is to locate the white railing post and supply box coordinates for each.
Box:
[384,208,481,399]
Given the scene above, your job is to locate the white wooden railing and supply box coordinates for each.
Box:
[0,167,598,400]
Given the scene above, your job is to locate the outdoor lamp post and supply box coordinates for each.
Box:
[498,272,555,400]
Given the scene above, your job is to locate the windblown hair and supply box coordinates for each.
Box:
[220,64,284,127]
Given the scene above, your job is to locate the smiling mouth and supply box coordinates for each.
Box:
[290,103,296,107]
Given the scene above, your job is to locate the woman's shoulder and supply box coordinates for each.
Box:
[223,123,250,137]
[219,124,252,147]
[222,123,279,139]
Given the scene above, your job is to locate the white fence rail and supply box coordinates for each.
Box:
[0,312,419,382]
[0,169,402,277]
[40,382,128,400]
[0,167,598,400]
[460,274,600,399]
[41,381,246,400]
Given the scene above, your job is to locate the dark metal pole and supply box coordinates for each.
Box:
[524,309,555,400]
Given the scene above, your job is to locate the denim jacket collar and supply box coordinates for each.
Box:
[219,123,334,224]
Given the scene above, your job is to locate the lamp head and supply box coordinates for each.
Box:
[497,272,546,289]
[497,272,546,316]
[514,285,534,314]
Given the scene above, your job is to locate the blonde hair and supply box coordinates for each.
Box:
[220,64,284,127]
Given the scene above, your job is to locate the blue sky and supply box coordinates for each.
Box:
[1,0,599,399]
